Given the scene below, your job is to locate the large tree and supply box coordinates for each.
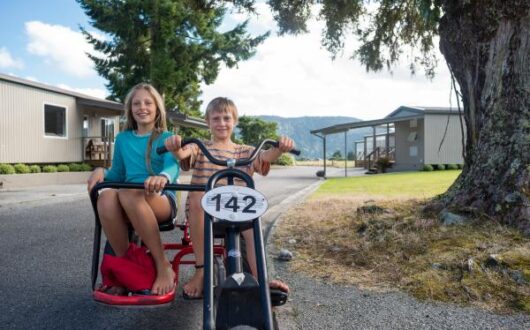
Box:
[77,0,267,123]
[265,0,529,232]
[237,116,279,146]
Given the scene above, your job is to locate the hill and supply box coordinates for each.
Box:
[256,115,371,159]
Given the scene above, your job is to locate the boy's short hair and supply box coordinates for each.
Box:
[205,97,239,124]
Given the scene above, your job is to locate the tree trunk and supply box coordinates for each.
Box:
[437,1,530,233]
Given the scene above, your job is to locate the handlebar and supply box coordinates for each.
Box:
[156,138,300,167]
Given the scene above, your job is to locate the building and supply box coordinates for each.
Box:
[0,73,123,167]
[311,106,465,174]
[0,73,210,167]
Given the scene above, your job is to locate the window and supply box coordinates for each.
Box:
[44,104,67,137]
[101,118,115,142]
[410,146,418,157]
[410,119,417,128]
[407,132,418,142]
[83,115,89,137]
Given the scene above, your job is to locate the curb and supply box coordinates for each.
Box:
[263,179,325,330]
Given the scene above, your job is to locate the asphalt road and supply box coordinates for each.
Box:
[0,166,327,330]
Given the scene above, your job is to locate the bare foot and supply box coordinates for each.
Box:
[269,279,289,293]
[152,263,176,295]
[183,267,204,298]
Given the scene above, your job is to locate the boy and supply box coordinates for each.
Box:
[164,97,293,298]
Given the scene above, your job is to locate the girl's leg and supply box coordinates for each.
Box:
[183,192,205,298]
[117,189,175,295]
[98,189,129,256]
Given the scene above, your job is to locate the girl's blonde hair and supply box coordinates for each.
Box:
[123,83,167,174]
[205,97,239,124]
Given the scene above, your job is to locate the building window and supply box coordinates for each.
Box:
[407,132,418,142]
[410,146,418,157]
[44,104,67,137]
[101,118,114,142]
[83,115,89,137]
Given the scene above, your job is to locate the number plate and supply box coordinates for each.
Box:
[201,185,268,222]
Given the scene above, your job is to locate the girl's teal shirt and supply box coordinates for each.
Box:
[104,130,179,183]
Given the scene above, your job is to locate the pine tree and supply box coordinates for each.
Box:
[77,0,268,127]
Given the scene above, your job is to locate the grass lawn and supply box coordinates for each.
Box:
[275,169,530,314]
[313,170,461,199]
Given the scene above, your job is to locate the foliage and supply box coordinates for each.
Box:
[237,116,279,146]
[81,163,93,171]
[77,0,268,134]
[331,150,342,160]
[42,165,58,173]
[57,164,70,172]
[68,163,84,172]
[446,164,459,170]
[347,151,355,160]
[13,163,31,174]
[0,164,16,175]
[435,164,446,171]
[422,164,434,172]
[376,157,392,173]
[273,153,295,166]
[267,0,441,77]
[29,165,41,173]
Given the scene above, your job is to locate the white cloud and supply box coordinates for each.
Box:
[25,21,102,78]
[201,9,456,120]
[57,83,108,99]
[0,47,24,69]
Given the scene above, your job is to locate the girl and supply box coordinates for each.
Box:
[87,83,179,296]
[164,97,292,299]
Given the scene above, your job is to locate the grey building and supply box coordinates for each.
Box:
[0,73,123,166]
[312,106,465,173]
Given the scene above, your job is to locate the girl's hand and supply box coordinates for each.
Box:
[87,167,105,193]
[278,136,294,153]
[164,135,182,152]
[144,175,168,194]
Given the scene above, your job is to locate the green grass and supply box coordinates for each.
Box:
[313,170,461,199]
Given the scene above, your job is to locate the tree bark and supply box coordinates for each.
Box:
[437,0,530,233]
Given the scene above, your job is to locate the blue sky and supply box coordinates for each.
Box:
[0,1,455,119]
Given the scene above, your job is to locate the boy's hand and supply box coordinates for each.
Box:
[278,136,294,153]
[144,175,168,194]
[87,167,105,193]
[164,135,182,152]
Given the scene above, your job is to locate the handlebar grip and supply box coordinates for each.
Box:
[156,145,168,154]
[270,141,301,156]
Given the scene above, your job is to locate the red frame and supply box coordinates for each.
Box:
[93,221,225,306]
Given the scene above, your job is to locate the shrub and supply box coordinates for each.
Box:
[457,164,464,169]
[57,164,70,172]
[435,164,446,170]
[376,157,392,173]
[80,163,93,171]
[446,164,459,170]
[0,163,16,175]
[274,154,295,166]
[29,165,41,173]
[42,165,58,173]
[68,163,83,172]
[14,163,31,174]
[422,164,434,172]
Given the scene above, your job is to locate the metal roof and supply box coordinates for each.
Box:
[311,106,460,135]
[167,110,208,129]
[0,72,123,112]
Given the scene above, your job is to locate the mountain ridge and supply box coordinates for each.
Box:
[256,115,372,159]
